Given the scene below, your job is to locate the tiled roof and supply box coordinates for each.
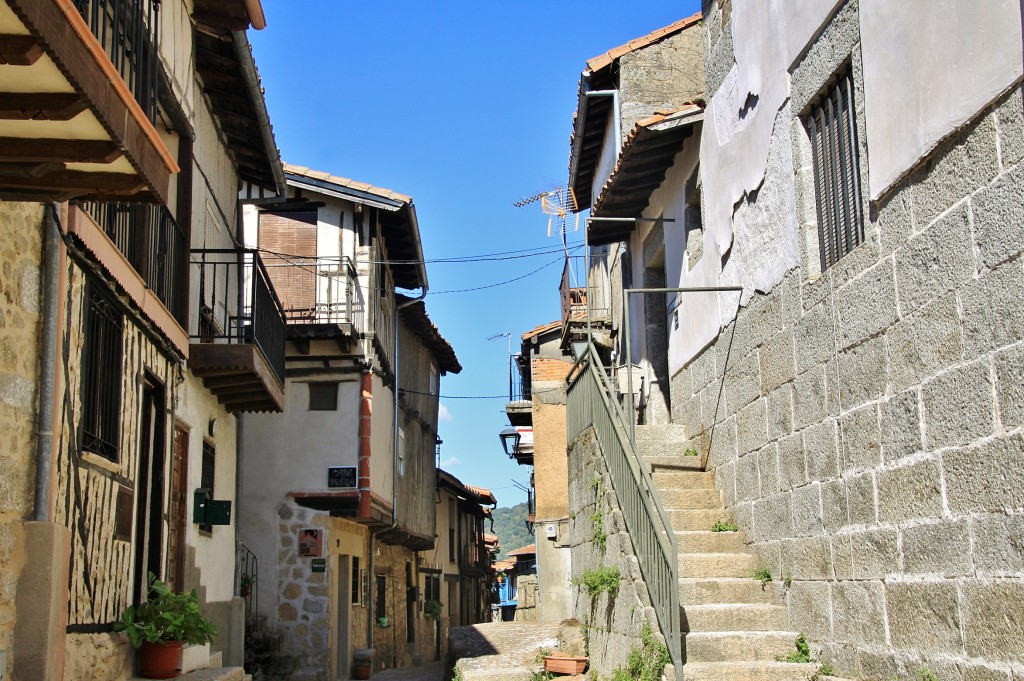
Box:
[284,163,412,204]
[467,485,497,505]
[508,543,537,556]
[521,320,561,341]
[585,13,703,75]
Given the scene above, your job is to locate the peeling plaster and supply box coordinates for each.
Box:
[860,0,1023,198]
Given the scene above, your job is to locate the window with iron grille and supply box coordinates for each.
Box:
[81,283,123,460]
[804,66,865,272]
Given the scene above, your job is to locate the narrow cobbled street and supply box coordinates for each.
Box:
[369,662,446,681]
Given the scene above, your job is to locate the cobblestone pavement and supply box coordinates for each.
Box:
[369,661,446,681]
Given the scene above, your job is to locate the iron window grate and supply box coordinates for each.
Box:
[82,283,123,460]
[806,66,865,271]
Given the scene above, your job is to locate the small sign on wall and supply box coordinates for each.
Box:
[311,558,326,573]
[328,466,357,488]
[299,529,323,557]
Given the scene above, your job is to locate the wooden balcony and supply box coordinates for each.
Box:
[188,250,286,413]
[0,0,176,203]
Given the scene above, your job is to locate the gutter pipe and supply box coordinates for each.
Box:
[33,204,61,522]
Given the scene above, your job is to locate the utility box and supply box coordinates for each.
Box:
[193,488,232,526]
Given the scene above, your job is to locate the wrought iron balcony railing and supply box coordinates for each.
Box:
[260,255,365,333]
[72,0,160,122]
[191,249,287,385]
[76,201,187,325]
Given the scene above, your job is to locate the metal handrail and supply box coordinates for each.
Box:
[566,341,681,673]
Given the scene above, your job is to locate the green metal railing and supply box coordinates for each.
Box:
[566,342,681,672]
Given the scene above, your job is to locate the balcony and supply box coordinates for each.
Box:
[559,256,612,354]
[0,0,176,202]
[504,354,532,427]
[188,249,286,413]
[261,255,365,345]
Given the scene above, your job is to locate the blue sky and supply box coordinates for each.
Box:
[249,1,702,507]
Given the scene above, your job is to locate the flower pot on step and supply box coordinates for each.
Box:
[543,654,588,675]
[139,640,186,679]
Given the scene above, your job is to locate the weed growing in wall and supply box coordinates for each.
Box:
[711,520,738,532]
[607,622,670,681]
[752,564,772,586]
[572,566,621,598]
[780,633,810,663]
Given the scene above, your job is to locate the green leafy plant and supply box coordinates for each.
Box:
[424,599,443,620]
[115,573,217,647]
[683,446,699,456]
[711,520,738,532]
[817,661,835,677]
[240,573,255,588]
[752,564,772,587]
[783,572,793,589]
[582,615,591,658]
[529,671,555,681]
[452,667,463,681]
[608,622,670,681]
[918,668,939,681]
[591,508,607,552]
[781,633,810,663]
[572,566,621,597]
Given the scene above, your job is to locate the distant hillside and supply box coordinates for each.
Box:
[489,502,533,559]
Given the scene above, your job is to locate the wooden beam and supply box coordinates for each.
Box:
[192,9,250,31]
[0,92,86,120]
[0,34,42,66]
[0,169,144,193]
[0,161,65,178]
[0,137,121,164]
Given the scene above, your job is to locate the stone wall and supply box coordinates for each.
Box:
[567,429,671,679]
[670,46,1024,676]
[0,200,43,675]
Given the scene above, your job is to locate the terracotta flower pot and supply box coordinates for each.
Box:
[543,654,588,675]
[139,640,185,679]
[352,661,372,680]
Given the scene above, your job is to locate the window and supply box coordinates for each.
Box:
[397,427,406,476]
[448,499,456,562]
[308,382,339,411]
[375,575,387,619]
[200,441,215,534]
[805,65,864,272]
[351,557,361,604]
[81,283,123,460]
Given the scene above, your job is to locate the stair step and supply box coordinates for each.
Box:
[660,488,723,510]
[675,530,748,554]
[679,578,783,605]
[652,470,717,489]
[667,509,731,531]
[646,455,704,471]
[679,552,760,578]
[683,604,789,632]
[682,661,819,681]
[634,424,688,443]
[684,631,800,663]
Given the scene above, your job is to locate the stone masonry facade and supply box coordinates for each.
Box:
[670,5,1024,675]
[568,429,671,679]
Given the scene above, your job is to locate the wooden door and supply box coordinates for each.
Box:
[166,425,189,592]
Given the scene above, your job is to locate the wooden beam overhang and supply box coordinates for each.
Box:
[188,343,285,413]
[0,0,178,203]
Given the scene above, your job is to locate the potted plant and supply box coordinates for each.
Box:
[115,573,218,679]
[376,615,389,628]
[423,599,443,621]
[240,573,255,598]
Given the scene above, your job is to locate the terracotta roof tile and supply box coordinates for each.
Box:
[585,13,702,74]
[283,163,413,204]
[508,543,537,556]
[521,319,562,341]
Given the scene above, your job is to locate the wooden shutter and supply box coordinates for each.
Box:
[259,211,318,320]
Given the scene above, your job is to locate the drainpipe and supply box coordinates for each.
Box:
[358,370,373,518]
[34,204,61,522]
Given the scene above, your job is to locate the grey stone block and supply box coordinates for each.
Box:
[795,299,836,374]
[880,390,923,462]
[973,161,1024,269]
[791,483,824,537]
[723,350,761,413]
[961,260,1024,359]
[911,111,1000,228]
[736,398,768,455]
[845,471,878,526]
[821,478,848,531]
[794,366,829,429]
[735,451,760,503]
[778,432,807,491]
[995,344,1024,429]
[787,580,832,639]
[877,190,916,255]
[901,520,972,577]
[972,513,1024,574]
[834,259,898,350]
[760,328,795,394]
[789,0,860,113]
[944,432,1024,513]
[721,292,784,368]
[705,10,734,96]
[803,419,840,481]
[962,581,1024,661]
[840,404,882,470]
[922,360,995,450]
[832,581,887,646]
[781,535,834,581]
[717,460,738,508]
[849,528,898,579]
[700,380,728,426]
[877,458,943,523]
[767,383,794,440]
[995,86,1024,168]
[887,292,964,392]
[757,443,781,495]
[837,335,887,409]
[896,202,976,314]
[708,415,738,468]
[689,346,718,392]
[734,501,753,533]
[886,582,964,654]
[752,494,793,542]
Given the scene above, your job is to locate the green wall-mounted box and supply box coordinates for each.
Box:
[194,488,232,526]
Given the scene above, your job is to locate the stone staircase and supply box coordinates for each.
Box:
[634,425,820,681]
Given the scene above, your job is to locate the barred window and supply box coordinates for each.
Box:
[82,284,123,460]
[805,66,864,271]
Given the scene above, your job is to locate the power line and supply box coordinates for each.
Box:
[428,250,577,294]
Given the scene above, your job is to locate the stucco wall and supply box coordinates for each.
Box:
[671,4,1024,670]
[0,201,42,670]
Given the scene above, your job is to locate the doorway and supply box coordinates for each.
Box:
[641,226,671,425]
[133,374,166,604]
[335,555,351,680]
[166,424,189,592]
